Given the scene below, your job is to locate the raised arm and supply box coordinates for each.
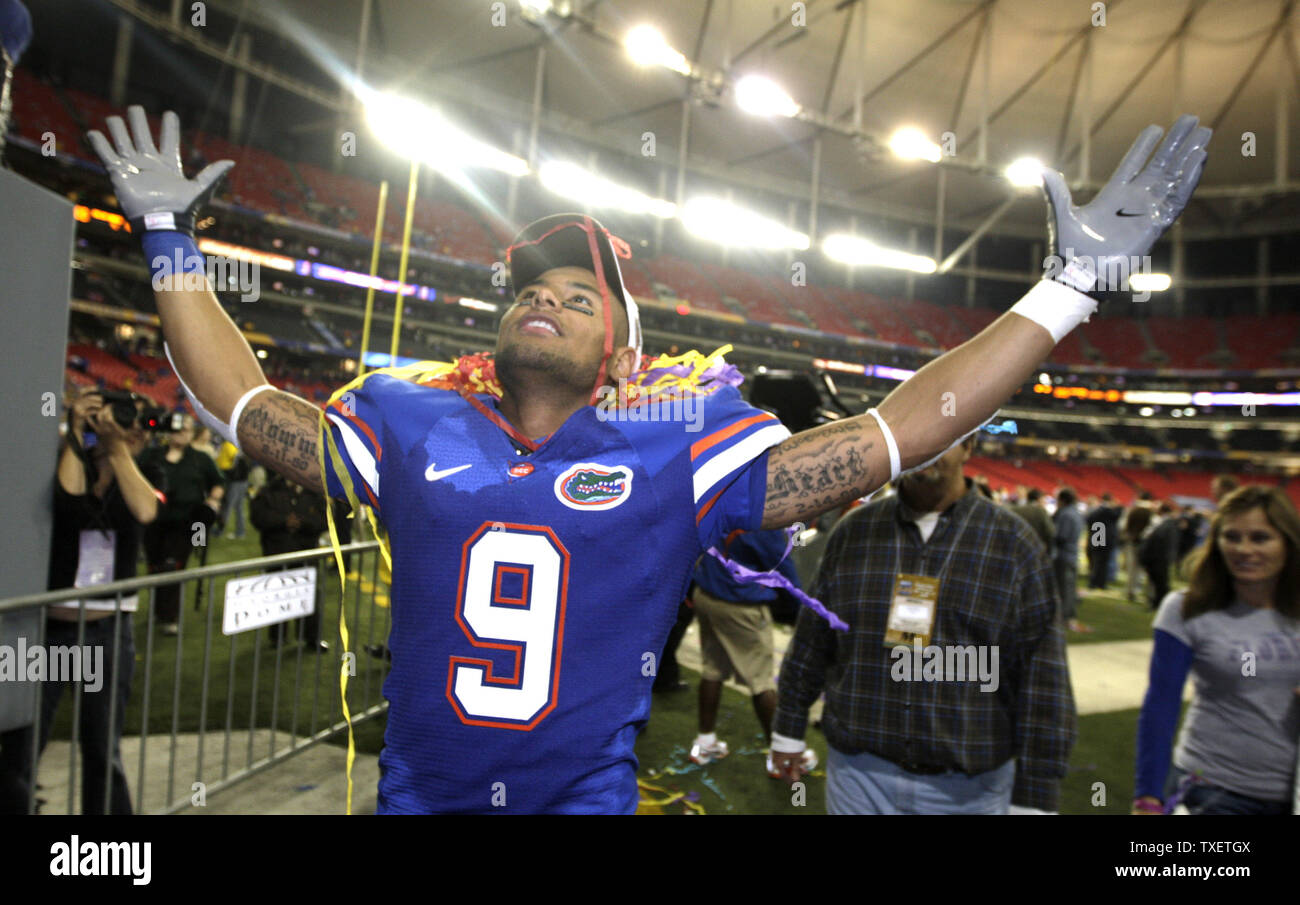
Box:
[88,107,325,495]
[762,310,1052,527]
[764,114,1211,529]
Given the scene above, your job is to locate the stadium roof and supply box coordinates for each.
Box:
[84,0,1300,240]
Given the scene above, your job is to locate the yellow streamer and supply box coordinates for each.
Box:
[637,779,707,815]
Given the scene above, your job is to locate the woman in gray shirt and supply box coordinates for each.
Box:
[1133,485,1300,815]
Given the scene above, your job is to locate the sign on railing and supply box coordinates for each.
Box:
[222,567,318,636]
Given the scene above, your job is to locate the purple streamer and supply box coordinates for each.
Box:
[1163,771,1202,814]
[706,525,850,632]
[635,357,744,391]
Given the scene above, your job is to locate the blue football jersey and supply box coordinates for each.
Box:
[321,367,790,814]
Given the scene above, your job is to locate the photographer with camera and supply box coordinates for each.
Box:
[137,413,224,635]
[0,387,160,814]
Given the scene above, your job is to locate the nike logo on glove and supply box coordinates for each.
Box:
[1115,208,1145,217]
[425,463,472,481]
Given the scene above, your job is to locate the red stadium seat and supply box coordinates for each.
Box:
[1078,318,1151,369]
[697,262,801,326]
[642,256,730,314]
[1145,316,1222,369]
[1226,314,1300,369]
[9,70,82,149]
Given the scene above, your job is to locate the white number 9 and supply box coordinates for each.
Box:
[447,524,569,730]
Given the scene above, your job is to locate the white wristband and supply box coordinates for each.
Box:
[1008,279,1098,344]
[229,383,275,448]
[164,342,272,452]
[867,408,901,482]
[770,732,807,755]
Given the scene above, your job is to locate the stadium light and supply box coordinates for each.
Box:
[734,75,800,118]
[1129,272,1172,292]
[888,127,942,163]
[520,0,554,15]
[539,160,677,218]
[1005,156,1045,188]
[365,92,529,176]
[1125,390,1193,406]
[457,297,499,312]
[822,233,937,274]
[681,197,810,250]
[624,25,692,76]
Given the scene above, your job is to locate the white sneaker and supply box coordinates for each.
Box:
[689,738,730,765]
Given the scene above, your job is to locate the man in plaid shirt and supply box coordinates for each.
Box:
[770,435,1076,813]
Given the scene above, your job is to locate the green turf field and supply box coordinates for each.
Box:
[1068,587,1169,645]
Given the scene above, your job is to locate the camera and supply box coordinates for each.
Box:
[141,407,183,433]
[83,390,171,433]
[93,389,143,429]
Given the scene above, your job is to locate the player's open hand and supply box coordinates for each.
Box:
[87,106,233,235]
[1040,114,1210,294]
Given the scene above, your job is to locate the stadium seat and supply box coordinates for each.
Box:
[642,256,731,314]
[1145,316,1223,369]
[8,70,81,149]
[698,262,802,326]
[1226,313,1300,369]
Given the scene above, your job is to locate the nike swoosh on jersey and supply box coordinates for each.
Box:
[425,463,473,481]
[1115,208,1144,217]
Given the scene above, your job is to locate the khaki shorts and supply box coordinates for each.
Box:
[691,587,776,695]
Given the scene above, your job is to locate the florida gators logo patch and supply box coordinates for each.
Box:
[554,463,633,511]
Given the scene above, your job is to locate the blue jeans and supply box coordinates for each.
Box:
[826,746,1016,814]
[220,480,249,537]
[1053,560,1078,620]
[1167,767,1290,815]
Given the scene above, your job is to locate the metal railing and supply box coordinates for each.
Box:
[0,541,389,815]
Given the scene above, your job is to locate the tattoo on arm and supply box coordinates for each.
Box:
[762,418,879,528]
[237,390,325,495]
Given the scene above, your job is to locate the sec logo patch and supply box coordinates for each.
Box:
[554,462,633,511]
[509,463,534,477]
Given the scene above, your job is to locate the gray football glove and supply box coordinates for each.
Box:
[87,106,233,237]
[1041,114,1210,297]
